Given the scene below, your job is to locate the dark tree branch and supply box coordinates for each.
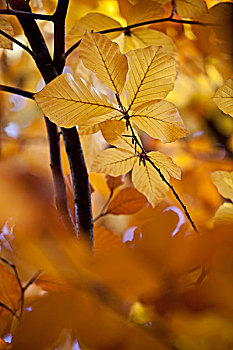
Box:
[0,8,54,21]
[0,84,34,99]
[6,0,77,236]
[62,127,94,246]
[65,14,210,58]
[53,0,69,74]
[0,28,36,58]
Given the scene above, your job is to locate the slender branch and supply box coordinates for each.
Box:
[23,270,41,291]
[128,120,198,232]
[65,15,210,58]
[0,84,34,99]
[0,28,36,58]
[53,0,69,74]
[0,8,54,21]
[116,94,198,232]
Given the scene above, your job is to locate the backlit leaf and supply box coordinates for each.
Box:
[79,32,128,95]
[67,13,122,45]
[214,203,233,226]
[131,100,188,143]
[94,226,122,252]
[126,0,165,25]
[213,79,233,117]
[211,170,233,201]
[34,73,118,128]
[91,148,136,176]
[125,45,176,110]
[132,160,169,207]
[0,16,14,50]
[149,151,181,179]
[176,0,207,19]
[122,28,177,58]
[100,120,126,144]
[107,187,147,215]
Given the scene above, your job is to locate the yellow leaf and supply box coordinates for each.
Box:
[79,32,128,95]
[125,45,176,111]
[149,151,181,179]
[67,13,122,45]
[213,79,233,117]
[0,16,14,50]
[100,120,126,144]
[131,100,188,143]
[91,148,136,176]
[132,160,169,207]
[107,187,147,215]
[214,203,233,226]
[211,170,233,201]
[176,0,207,19]
[34,73,118,128]
[126,0,165,25]
[123,28,177,58]
[78,124,100,135]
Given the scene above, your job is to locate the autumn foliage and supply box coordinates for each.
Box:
[0,0,233,349]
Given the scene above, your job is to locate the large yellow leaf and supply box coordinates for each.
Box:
[132,160,168,207]
[79,32,128,96]
[34,73,118,128]
[176,0,207,19]
[99,120,126,144]
[149,151,181,180]
[131,100,188,142]
[91,148,136,176]
[213,79,233,117]
[125,45,176,111]
[106,187,147,215]
[0,16,14,50]
[67,13,122,45]
[211,170,233,201]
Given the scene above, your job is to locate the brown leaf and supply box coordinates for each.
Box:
[106,175,125,192]
[0,263,21,313]
[107,188,147,215]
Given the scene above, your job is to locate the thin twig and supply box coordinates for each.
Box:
[0,28,36,58]
[116,95,198,232]
[0,84,34,100]
[65,15,210,58]
[128,120,198,232]
[0,8,54,21]
[0,301,19,319]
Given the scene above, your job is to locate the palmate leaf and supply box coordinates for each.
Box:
[34,73,119,128]
[131,100,188,143]
[213,79,233,118]
[79,32,128,96]
[125,45,176,111]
